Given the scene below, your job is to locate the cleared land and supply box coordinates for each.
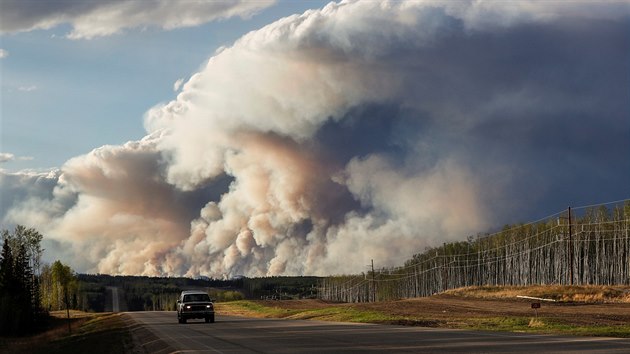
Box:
[216,285,630,337]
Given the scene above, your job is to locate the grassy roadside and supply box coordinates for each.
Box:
[216,301,397,323]
[215,285,630,339]
[444,285,630,303]
[0,311,133,354]
[456,316,630,338]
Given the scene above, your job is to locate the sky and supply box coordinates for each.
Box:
[1,0,327,170]
[0,0,629,277]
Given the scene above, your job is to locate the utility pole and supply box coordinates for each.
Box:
[568,207,574,286]
[371,259,375,302]
[559,207,574,286]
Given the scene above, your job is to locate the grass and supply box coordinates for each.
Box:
[0,311,133,354]
[546,323,630,338]
[287,307,396,323]
[216,300,302,317]
[42,313,132,354]
[216,294,630,338]
[528,317,545,328]
[216,301,395,323]
[444,285,630,303]
[462,316,630,337]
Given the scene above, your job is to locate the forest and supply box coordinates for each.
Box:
[69,274,318,312]
[319,202,630,302]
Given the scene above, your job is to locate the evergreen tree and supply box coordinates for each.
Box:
[0,236,15,289]
[13,243,34,332]
[0,236,18,334]
[0,226,46,334]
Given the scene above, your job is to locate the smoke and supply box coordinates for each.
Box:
[1,0,628,276]
[0,0,275,39]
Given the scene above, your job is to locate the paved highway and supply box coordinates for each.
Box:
[126,311,630,353]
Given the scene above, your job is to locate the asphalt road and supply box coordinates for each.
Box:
[105,286,128,312]
[126,311,630,353]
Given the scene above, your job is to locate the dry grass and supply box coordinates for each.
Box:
[528,318,545,328]
[0,312,90,353]
[218,285,630,337]
[0,311,133,354]
[444,285,630,303]
[49,310,95,319]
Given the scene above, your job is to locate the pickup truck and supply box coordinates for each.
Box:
[176,290,215,323]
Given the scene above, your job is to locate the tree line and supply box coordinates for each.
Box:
[241,276,319,299]
[319,202,630,302]
[71,274,318,311]
[75,274,225,311]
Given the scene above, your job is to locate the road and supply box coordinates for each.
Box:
[126,311,630,353]
[110,286,120,312]
[104,286,122,312]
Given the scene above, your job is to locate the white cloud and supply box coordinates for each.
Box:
[0,153,35,163]
[0,0,276,39]
[0,153,15,163]
[18,85,38,92]
[0,49,8,59]
[173,78,184,92]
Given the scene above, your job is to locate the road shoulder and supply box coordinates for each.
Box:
[122,313,177,354]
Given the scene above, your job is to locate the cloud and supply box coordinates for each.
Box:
[0,153,33,163]
[18,85,38,92]
[0,153,15,163]
[0,0,276,39]
[173,78,184,92]
[0,169,66,229]
[0,49,7,59]
[2,0,628,277]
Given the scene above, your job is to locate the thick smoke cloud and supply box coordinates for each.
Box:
[0,0,275,39]
[1,1,628,277]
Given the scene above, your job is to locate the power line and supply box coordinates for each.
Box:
[573,198,630,211]
[319,207,630,302]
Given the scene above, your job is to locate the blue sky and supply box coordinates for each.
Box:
[1,0,327,170]
[0,1,628,276]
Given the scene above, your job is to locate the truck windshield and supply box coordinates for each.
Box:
[184,294,210,302]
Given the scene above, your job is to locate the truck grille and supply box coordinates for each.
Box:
[189,305,209,311]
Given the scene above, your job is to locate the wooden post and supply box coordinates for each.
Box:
[65,290,71,334]
[569,207,574,286]
[371,259,375,302]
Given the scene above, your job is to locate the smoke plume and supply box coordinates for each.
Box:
[2,1,629,277]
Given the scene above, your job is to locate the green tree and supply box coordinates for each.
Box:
[0,226,46,334]
[0,237,16,334]
[14,243,34,331]
[0,232,35,334]
[51,260,76,325]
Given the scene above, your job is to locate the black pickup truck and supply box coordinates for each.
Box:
[176,290,215,323]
